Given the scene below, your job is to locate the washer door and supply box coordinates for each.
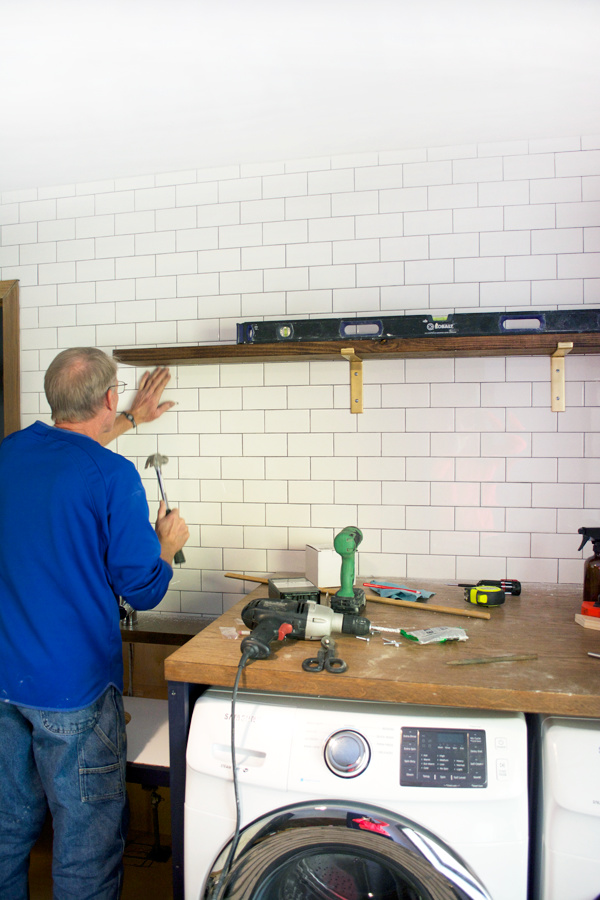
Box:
[205,802,491,900]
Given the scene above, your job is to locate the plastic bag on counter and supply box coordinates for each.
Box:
[400,626,468,644]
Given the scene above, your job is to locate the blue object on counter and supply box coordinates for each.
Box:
[363,580,435,602]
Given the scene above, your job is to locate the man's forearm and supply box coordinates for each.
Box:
[100,412,136,446]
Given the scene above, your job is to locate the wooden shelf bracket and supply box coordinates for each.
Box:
[340,347,363,413]
[551,342,573,412]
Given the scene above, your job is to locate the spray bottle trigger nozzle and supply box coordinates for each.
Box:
[577,528,600,552]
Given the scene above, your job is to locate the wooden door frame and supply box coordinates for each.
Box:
[0,280,20,435]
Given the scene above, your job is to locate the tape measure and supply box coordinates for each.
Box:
[464,585,506,607]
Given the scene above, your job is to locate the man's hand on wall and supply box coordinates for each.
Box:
[128,367,176,425]
[101,367,176,445]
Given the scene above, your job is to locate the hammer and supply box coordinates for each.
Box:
[145,453,185,565]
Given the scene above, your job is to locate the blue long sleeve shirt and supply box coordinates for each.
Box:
[0,422,172,710]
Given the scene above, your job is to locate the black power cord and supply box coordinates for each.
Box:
[209,647,253,900]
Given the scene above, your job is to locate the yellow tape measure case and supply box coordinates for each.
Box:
[464,585,506,606]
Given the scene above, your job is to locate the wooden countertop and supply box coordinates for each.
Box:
[164,580,600,717]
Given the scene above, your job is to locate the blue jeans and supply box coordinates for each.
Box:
[0,686,128,900]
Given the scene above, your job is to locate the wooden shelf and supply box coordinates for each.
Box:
[114,331,600,367]
[0,281,20,436]
[113,330,599,413]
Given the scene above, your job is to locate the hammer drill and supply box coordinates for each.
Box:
[240,597,370,661]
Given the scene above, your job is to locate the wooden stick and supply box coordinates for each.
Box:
[226,572,341,592]
[225,572,268,584]
[224,573,489,621]
[364,593,491,621]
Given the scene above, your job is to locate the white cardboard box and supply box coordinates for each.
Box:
[305,543,341,589]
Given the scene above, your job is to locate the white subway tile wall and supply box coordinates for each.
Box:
[2,136,600,615]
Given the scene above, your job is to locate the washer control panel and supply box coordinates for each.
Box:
[400,727,487,787]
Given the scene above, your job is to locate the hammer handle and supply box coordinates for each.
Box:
[166,508,186,565]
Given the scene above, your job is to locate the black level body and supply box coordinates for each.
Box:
[237,309,600,345]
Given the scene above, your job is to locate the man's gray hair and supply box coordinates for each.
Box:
[44,348,118,423]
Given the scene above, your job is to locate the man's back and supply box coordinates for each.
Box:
[0,421,169,711]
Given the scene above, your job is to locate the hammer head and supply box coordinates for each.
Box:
[145,453,169,470]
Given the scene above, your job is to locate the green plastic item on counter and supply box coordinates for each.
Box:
[401,626,468,644]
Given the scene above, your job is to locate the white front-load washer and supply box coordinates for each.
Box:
[532,715,600,900]
[184,688,528,900]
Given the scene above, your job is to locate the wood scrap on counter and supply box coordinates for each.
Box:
[364,593,491,620]
[447,654,538,666]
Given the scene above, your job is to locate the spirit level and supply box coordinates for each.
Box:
[236,309,600,344]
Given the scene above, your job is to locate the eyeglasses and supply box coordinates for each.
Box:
[110,382,127,394]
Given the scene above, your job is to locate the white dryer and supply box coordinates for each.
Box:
[532,715,600,900]
[185,688,528,900]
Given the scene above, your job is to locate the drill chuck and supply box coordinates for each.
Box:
[341,613,370,636]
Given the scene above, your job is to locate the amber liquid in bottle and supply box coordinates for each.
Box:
[582,543,600,616]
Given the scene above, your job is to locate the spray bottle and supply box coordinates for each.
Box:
[577,527,600,619]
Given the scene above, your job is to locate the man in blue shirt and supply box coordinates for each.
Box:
[0,348,189,900]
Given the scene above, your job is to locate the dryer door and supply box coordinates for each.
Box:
[205,802,491,900]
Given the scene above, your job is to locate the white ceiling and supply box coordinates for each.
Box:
[1,0,599,194]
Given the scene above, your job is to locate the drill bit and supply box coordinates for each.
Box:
[371,625,402,634]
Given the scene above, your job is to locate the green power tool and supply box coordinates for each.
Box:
[331,526,366,615]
